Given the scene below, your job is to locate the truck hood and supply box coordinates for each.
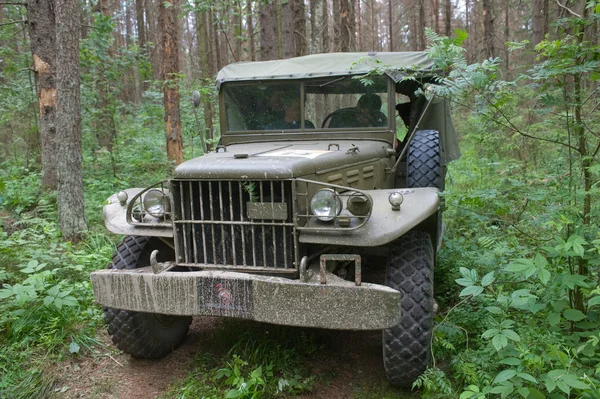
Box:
[174,140,391,179]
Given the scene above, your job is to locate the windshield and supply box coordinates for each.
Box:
[223,76,390,132]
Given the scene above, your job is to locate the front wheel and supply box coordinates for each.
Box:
[103,236,192,358]
[382,231,434,387]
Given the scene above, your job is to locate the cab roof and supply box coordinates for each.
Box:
[216,52,439,90]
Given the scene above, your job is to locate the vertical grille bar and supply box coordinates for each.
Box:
[218,182,226,264]
[238,181,247,266]
[228,181,237,265]
[179,180,189,264]
[199,181,208,264]
[281,182,288,268]
[189,181,199,263]
[208,182,217,264]
[259,183,267,266]
[270,181,277,268]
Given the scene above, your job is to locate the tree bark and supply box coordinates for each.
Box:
[532,0,545,46]
[27,0,58,190]
[482,0,495,58]
[433,0,439,33]
[338,0,354,51]
[388,0,393,50]
[294,0,307,56]
[196,5,214,149]
[282,0,295,58]
[322,0,330,52]
[159,0,183,165]
[246,0,255,60]
[55,0,87,240]
[444,0,451,36]
[418,0,425,49]
[259,1,278,60]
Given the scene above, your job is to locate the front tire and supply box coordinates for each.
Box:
[103,236,192,358]
[382,231,434,387]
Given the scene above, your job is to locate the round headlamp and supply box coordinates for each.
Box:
[347,193,371,216]
[310,189,342,221]
[143,189,169,218]
[388,192,404,211]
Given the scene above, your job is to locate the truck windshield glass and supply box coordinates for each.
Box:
[223,76,389,132]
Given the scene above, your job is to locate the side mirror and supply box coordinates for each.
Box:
[192,90,201,108]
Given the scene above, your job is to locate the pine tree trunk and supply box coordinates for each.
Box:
[55,0,88,240]
[355,0,361,51]
[532,0,544,46]
[388,0,393,51]
[282,0,295,58]
[482,0,495,58]
[309,0,317,53]
[445,0,451,36]
[159,0,183,165]
[433,0,439,33]
[27,0,58,190]
[246,0,255,60]
[322,0,330,52]
[294,0,307,56]
[259,1,279,60]
[196,7,214,149]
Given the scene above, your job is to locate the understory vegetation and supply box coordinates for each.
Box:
[2,12,600,399]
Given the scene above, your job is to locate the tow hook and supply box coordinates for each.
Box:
[319,254,362,286]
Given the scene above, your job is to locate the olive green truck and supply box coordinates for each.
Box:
[91,52,460,387]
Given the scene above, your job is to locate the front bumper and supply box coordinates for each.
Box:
[91,267,401,330]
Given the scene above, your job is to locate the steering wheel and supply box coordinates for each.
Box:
[321,108,377,128]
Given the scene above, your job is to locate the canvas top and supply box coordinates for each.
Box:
[216,52,439,89]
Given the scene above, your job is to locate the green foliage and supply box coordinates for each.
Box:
[162,322,315,398]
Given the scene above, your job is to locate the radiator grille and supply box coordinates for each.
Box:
[171,180,297,274]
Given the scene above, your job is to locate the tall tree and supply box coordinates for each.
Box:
[245,0,255,60]
[259,1,279,60]
[55,0,87,240]
[482,0,495,58]
[444,0,451,36]
[196,3,214,148]
[27,0,58,189]
[532,0,549,46]
[159,0,183,165]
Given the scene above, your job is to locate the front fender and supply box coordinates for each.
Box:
[299,187,439,247]
[103,188,173,238]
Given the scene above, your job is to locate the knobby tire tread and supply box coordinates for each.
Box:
[383,231,434,387]
[103,236,191,359]
[407,130,442,189]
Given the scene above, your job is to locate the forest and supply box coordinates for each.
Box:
[1,0,600,397]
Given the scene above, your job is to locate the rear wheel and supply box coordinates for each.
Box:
[382,231,434,387]
[103,236,192,358]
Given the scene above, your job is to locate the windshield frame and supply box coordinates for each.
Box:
[219,76,396,146]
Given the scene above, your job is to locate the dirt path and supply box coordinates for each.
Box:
[55,317,418,399]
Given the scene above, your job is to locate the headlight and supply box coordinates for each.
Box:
[143,189,170,218]
[310,189,342,221]
[347,193,371,216]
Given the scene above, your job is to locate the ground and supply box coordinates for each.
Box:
[52,317,421,399]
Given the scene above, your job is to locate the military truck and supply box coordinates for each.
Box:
[91,52,460,387]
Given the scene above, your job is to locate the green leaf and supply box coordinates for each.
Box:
[481,271,495,287]
[503,329,521,342]
[538,269,551,286]
[69,341,80,354]
[0,288,13,299]
[460,285,484,297]
[561,374,590,390]
[563,308,586,321]
[43,296,54,306]
[547,312,561,326]
[456,277,474,287]
[588,296,600,307]
[486,306,503,315]
[482,328,500,339]
[527,387,546,399]
[494,369,517,383]
[506,259,534,272]
[492,333,508,351]
[517,372,537,383]
[500,357,522,366]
